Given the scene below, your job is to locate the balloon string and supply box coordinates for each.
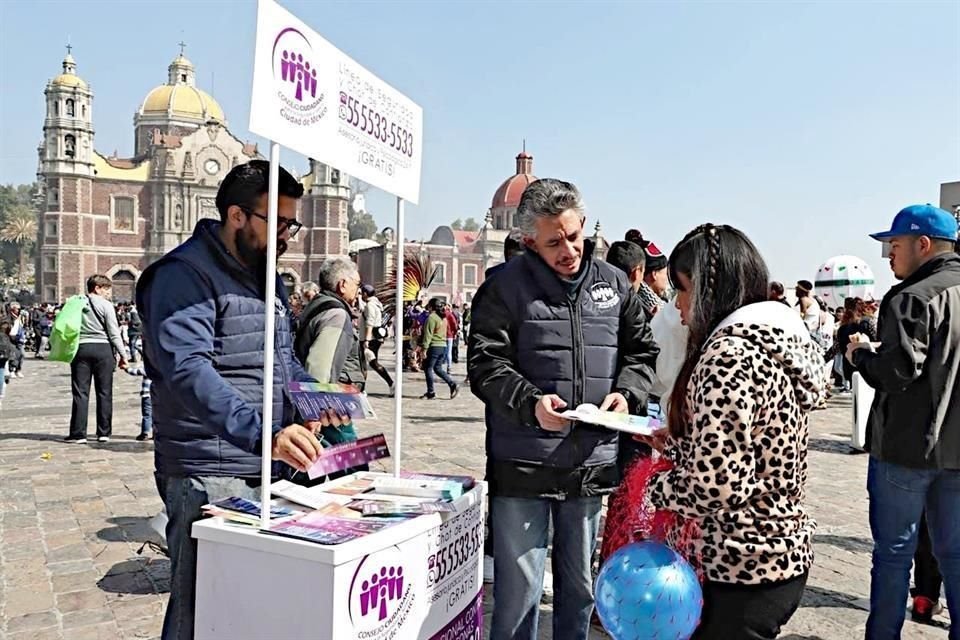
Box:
[601,455,704,581]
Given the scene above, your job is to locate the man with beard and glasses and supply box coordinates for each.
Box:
[136,160,345,640]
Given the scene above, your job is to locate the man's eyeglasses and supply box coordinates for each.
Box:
[241,207,303,238]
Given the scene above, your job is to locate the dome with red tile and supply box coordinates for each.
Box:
[491,151,537,209]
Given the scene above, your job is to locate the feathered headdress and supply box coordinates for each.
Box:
[376,254,440,317]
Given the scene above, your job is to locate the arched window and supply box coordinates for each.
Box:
[54,101,60,116]
[64,134,76,158]
[81,104,86,117]
[65,99,75,117]
[111,270,137,305]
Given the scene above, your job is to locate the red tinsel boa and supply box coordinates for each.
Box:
[601,454,703,579]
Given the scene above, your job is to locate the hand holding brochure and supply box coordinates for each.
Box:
[288,381,376,422]
[306,434,391,480]
[560,404,663,436]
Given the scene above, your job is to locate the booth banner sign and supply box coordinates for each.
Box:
[250,0,423,203]
[342,500,484,640]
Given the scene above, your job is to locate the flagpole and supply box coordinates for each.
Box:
[393,196,404,476]
[259,141,280,528]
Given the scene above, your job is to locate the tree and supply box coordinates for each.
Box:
[0,204,37,283]
[348,208,378,240]
[0,184,37,280]
[346,177,378,241]
[450,218,463,231]
[463,217,480,232]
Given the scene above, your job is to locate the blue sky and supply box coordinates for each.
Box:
[2,0,958,294]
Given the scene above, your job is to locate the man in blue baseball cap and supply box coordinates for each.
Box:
[847,203,960,637]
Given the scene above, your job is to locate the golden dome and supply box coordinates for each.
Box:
[51,73,88,89]
[50,53,88,89]
[139,84,224,123]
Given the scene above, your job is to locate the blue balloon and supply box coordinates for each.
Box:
[595,541,703,640]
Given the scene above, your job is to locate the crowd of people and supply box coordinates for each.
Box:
[466,193,960,640]
[7,158,958,640]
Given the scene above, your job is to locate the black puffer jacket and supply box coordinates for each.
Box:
[854,253,960,470]
[468,242,658,499]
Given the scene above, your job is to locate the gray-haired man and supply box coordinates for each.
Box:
[468,178,658,640]
[294,258,366,388]
[301,281,320,304]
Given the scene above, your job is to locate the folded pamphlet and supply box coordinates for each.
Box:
[288,381,377,422]
[560,404,662,436]
[264,510,393,545]
[306,434,392,480]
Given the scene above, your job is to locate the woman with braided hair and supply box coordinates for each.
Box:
[638,224,827,638]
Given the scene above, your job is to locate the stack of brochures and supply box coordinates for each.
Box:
[201,497,301,527]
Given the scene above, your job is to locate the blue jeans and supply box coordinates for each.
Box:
[140,394,153,436]
[424,345,455,395]
[866,457,960,639]
[491,495,602,640]
[156,474,259,640]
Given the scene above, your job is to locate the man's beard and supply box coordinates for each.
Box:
[236,226,287,279]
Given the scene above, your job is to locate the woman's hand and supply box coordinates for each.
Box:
[633,427,669,453]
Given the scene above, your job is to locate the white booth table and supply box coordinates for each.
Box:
[193,481,485,640]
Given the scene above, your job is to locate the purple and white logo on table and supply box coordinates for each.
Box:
[271,27,326,125]
[349,547,416,637]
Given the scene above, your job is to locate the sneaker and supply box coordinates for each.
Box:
[420,392,436,400]
[450,384,459,400]
[389,384,396,396]
[483,555,494,584]
[97,436,110,443]
[14,372,23,379]
[911,595,943,623]
[63,436,87,444]
[135,433,152,442]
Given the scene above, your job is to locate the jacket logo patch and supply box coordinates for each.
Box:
[589,282,620,310]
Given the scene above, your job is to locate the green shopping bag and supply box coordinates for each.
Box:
[49,295,87,363]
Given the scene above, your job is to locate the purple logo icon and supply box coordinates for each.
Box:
[358,565,405,621]
[279,48,317,102]
[270,27,327,126]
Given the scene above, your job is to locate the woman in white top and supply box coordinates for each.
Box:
[795,280,821,332]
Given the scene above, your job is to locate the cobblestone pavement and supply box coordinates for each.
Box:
[0,354,951,639]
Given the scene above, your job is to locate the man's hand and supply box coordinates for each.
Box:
[117,356,128,370]
[599,392,629,414]
[535,394,570,431]
[304,408,349,435]
[272,424,322,472]
[846,335,872,364]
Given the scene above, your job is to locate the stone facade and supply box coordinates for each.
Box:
[35,48,349,303]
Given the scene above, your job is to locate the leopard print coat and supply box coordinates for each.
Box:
[649,302,827,585]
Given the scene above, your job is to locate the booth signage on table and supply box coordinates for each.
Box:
[191,2,483,638]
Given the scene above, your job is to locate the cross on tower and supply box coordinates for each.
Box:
[179,41,187,55]
[65,43,72,55]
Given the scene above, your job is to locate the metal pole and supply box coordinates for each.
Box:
[260,142,281,528]
[393,197,405,476]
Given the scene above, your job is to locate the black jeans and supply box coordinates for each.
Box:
[367,340,394,387]
[69,342,116,438]
[693,571,808,640]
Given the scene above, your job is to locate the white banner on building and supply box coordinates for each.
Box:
[249,0,423,203]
